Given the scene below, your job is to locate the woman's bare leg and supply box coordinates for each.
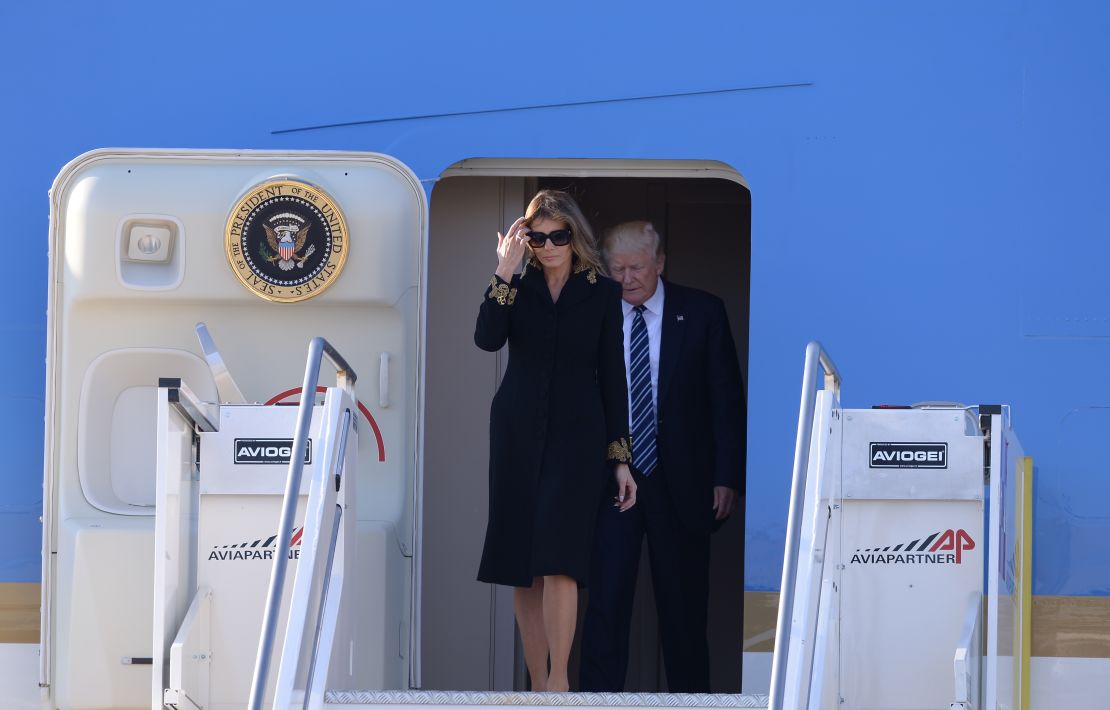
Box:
[542,575,578,692]
[514,578,549,691]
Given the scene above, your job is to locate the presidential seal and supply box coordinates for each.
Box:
[225,179,349,302]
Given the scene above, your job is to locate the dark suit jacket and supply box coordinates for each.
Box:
[653,280,745,534]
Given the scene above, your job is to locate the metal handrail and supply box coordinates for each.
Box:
[768,341,841,710]
[159,377,220,432]
[272,404,354,710]
[300,408,352,707]
[302,504,345,706]
[248,338,357,710]
[195,323,247,404]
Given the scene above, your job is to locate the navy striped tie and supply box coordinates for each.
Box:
[630,305,657,476]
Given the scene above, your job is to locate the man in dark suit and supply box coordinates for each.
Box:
[580,221,744,693]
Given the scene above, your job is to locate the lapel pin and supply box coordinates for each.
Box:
[676,315,684,321]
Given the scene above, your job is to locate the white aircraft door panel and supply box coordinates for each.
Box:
[44,149,427,706]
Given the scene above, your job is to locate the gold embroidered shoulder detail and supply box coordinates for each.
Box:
[573,261,598,284]
[607,437,632,463]
[522,255,541,275]
[487,277,518,306]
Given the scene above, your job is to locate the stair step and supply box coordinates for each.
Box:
[324,690,769,708]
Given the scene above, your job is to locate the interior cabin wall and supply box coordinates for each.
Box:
[422,177,520,690]
[423,172,750,693]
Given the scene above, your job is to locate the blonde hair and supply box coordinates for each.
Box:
[601,220,663,261]
[524,190,605,275]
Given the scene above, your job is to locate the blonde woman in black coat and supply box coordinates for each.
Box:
[475,190,635,692]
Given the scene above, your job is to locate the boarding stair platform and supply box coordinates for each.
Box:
[153,337,1029,709]
[320,691,771,708]
[767,343,1032,710]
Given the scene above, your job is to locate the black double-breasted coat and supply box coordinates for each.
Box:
[474,260,631,587]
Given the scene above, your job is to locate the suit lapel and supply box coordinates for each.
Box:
[658,282,684,407]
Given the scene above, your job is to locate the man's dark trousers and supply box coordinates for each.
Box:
[579,469,711,692]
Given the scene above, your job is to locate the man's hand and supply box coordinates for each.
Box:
[712,486,738,521]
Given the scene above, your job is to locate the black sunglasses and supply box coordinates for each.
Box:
[526,229,573,248]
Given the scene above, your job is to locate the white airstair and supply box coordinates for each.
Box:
[154,334,360,710]
[767,342,1032,710]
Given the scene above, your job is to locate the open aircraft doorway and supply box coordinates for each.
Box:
[423,159,751,693]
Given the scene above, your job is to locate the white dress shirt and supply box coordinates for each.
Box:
[622,278,664,416]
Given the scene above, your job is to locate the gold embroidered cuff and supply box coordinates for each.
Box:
[607,437,632,463]
[487,276,518,306]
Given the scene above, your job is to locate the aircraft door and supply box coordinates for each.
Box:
[43,149,426,708]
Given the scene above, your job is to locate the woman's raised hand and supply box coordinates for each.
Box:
[494,217,528,282]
